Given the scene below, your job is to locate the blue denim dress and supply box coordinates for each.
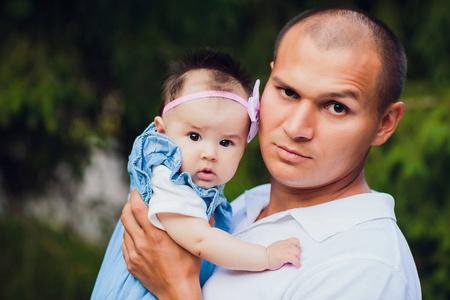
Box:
[91,123,233,299]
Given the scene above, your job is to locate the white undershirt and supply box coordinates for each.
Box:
[148,165,207,230]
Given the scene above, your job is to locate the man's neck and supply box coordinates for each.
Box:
[256,171,371,221]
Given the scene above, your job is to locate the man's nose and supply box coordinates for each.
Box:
[282,100,314,141]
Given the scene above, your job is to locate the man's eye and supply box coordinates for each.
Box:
[327,103,348,115]
[220,140,233,147]
[189,133,201,141]
[280,88,297,98]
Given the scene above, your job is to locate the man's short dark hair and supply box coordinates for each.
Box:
[273,7,407,114]
[160,48,252,115]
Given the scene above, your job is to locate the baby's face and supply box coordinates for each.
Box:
[162,96,249,189]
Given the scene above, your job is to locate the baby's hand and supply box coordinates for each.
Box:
[266,238,301,270]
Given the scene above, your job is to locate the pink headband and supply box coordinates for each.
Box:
[162,80,261,143]
[162,90,248,116]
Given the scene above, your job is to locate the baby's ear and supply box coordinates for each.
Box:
[154,116,166,134]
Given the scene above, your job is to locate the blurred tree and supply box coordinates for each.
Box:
[0,34,99,206]
[0,0,116,206]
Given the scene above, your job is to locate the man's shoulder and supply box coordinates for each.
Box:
[228,184,270,228]
[231,183,270,209]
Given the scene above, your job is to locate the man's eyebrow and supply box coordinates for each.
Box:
[321,91,360,101]
[271,75,300,94]
[272,75,360,101]
[271,75,289,87]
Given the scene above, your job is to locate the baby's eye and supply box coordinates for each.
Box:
[327,103,348,115]
[219,140,233,147]
[189,133,201,141]
[280,88,298,98]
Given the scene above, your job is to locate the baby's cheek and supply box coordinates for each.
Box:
[225,160,241,182]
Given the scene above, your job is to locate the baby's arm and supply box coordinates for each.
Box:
[157,213,301,271]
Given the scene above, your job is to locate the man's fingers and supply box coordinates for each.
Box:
[209,213,215,227]
[121,197,147,243]
[122,234,130,264]
[129,189,153,232]
[124,189,172,251]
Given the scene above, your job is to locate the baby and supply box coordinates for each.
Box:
[92,49,300,299]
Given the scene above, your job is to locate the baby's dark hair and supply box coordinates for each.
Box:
[160,48,252,115]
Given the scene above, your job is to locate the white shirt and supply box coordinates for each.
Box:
[148,165,207,230]
[202,184,421,300]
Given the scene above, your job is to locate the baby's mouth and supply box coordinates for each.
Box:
[198,168,215,181]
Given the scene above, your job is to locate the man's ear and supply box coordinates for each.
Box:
[154,116,166,134]
[372,101,405,146]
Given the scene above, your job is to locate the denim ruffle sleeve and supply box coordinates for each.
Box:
[127,122,232,229]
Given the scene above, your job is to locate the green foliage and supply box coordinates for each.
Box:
[0,34,100,200]
[0,211,104,299]
[366,83,450,299]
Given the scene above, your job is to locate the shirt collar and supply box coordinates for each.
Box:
[244,186,271,224]
[243,186,397,243]
[288,191,397,242]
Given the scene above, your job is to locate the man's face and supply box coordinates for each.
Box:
[259,29,383,191]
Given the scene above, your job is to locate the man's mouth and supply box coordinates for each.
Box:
[276,144,311,162]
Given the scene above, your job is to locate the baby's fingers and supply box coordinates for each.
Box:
[287,237,301,249]
[288,254,301,269]
[286,241,301,268]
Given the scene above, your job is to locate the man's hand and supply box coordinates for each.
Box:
[121,189,203,299]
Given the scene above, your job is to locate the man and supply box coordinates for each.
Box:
[121,7,421,299]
